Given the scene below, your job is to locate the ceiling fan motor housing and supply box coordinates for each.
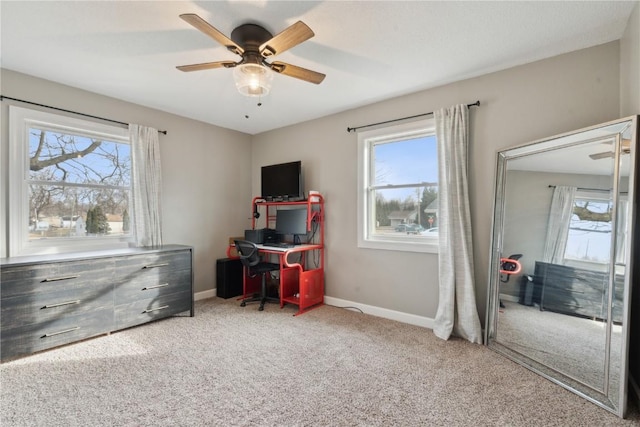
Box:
[231,23,273,55]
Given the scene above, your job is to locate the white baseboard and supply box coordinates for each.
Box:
[195,289,216,301]
[323,296,434,329]
[499,293,519,303]
[196,290,434,329]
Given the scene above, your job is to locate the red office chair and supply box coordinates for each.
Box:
[498,254,523,308]
[234,240,280,311]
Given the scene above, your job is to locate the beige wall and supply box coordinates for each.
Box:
[252,41,623,324]
[0,69,252,294]
[621,1,640,116]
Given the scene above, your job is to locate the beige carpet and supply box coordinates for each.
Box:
[496,300,623,401]
[1,297,639,426]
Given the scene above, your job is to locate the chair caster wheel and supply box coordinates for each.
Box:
[240,301,246,307]
[259,305,264,311]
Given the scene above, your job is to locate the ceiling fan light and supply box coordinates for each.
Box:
[233,63,273,97]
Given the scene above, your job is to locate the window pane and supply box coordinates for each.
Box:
[373,135,437,186]
[28,184,131,240]
[565,199,612,263]
[29,128,131,186]
[372,186,439,236]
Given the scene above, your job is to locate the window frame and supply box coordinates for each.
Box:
[563,189,627,269]
[9,106,134,256]
[357,118,439,253]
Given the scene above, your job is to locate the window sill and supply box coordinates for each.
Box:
[358,236,439,254]
[13,237,134,257]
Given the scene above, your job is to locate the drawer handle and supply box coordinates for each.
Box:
[142,283,169,291]
[42,275,79,282]
[142,305,169,313]
[42,326,80,338]
[41,300,81,309]
[142,263,169,269]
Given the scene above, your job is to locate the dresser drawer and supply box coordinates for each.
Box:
[542,293,606,318]
[1,258,114,299]
[114,268,191,304]
[114,290,192,330]
[541,277,607,298]
[1,282,113,329]
[1,307,114,360]
[114,250,191,276]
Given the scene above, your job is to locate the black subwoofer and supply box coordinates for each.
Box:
[216,258,243,299]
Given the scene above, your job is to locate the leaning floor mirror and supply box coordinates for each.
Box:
[486,116,638,417]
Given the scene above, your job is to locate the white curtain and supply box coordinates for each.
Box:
[130,124,163,247]
[616,199,629,264]
[433,104,483,344]
[542,186,576,264]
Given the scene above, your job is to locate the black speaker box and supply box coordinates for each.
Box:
[216,258,243,299]
[244,229,264,244]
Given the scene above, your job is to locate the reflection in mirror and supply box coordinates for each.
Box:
[486,117,638,418]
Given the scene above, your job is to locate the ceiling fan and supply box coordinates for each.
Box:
[589,139,632,160]
[176,14,325,96]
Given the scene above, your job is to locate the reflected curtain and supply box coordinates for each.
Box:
[130,124,163,247]
[616,199,629,264]
[433,104,483,344]
[542,186,576,264]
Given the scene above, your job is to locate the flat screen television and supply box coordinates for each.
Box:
[261,161,304,201]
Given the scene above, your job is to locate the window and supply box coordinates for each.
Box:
[9,106,133,256]
[357,119,439,253]
[563,191,628,266]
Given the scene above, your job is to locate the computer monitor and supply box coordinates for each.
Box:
[275,208,308,243]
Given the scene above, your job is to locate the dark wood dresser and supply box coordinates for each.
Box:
[1,245,193,361]
[535,261,624,322]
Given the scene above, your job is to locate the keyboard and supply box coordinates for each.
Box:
[262,242,295,248]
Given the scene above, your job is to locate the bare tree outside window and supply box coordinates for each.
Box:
[28,128,131,240]
[564,197,613,263]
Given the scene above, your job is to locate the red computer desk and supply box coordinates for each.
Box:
[227,242,324,316]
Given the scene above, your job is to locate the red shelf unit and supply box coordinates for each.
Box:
[251,195,325,315]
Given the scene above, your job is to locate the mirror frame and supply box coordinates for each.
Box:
[485,116,639,418]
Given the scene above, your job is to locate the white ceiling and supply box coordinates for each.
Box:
[0,1,636,135]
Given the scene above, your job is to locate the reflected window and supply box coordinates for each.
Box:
[564,194,613,264]
[564,192,629,266]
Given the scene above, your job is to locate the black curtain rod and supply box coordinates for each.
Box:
[548,185,627,194]
[0,95,167,135]
[346,100,480,133]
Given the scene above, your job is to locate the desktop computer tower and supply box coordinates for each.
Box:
[216,258,243,299]
[244,228,279,244]
[244,228,264,244]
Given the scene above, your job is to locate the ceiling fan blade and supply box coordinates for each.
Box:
[589,151,614,160]
[179,14,244,56]
[260,21,314,57]
[176,61,237,72]
[269,61,325,84]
